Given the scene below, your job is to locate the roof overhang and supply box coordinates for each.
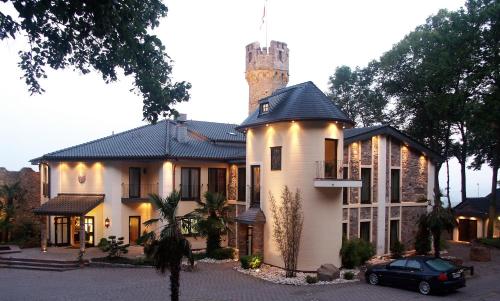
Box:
[235,207,266,224]
[34,194,104,216]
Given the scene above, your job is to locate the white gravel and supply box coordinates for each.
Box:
[234,264,360,285]
[197,258,238,264]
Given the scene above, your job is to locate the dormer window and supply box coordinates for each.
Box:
[260,102,270,114]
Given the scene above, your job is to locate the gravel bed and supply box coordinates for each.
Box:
[197,258,238,264]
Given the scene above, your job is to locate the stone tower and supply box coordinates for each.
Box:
[245,40,289,114]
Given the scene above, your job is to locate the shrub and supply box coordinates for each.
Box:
[479,238,500,249]
[240,254,262,269]
[340,238,375,268]
[343,271,355,280]
[97,238,110,251]
[414,216,432,255]
[210,247,235,260]
[390,239,405,259]
[306,275,318,284]
[101,236,129,258]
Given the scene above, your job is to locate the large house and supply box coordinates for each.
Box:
[33,41,441,271]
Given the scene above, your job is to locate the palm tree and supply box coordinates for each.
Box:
[426,202,456,258]
[0,182,25,242]
[141,191,193,301]
[193,191,232,256]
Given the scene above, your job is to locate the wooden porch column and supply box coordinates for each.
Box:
[79,215,85,253]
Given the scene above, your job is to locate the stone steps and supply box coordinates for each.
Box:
[0,257,88,272]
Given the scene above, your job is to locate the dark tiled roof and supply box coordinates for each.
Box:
[237,81,353,130]
[235,207,266,224]
[32,119,245,163]
[344,124,444,162]
[454,189,500,218]
[34,194,104,216]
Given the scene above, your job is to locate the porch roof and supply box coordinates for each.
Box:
[33,194,104,216]
[235,207,266,224]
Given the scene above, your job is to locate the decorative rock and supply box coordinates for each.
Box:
[316,264,340,281]
[470,245,491,262]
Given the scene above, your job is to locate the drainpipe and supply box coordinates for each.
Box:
[247,225,253,255]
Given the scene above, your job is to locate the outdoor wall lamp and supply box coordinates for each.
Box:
[105,217,111,228]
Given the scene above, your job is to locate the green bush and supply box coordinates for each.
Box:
[240,254,262,269]
[415,215,431,254]
[97,238,110,251]
[210,247,235,260]
[101,236,130,258]
[390,239,405,259]
[343,271,355,280]
[479,238,500,249]
[340,238,375,268]
[306,275,318,284]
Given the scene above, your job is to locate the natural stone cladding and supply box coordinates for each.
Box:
[401,206,427,248]
[349,143,360,204]
[390,206,400,219]
[342,208,348,221]
[401,146,428,201]
[361,139,372,165]
[228,165,238,201]
[360,207,371,220]
[349,208,358,239]
[372,208,378,246]
[372,137,378,203]
[390,139,401,167]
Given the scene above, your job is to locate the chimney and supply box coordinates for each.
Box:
[175,114,188,143]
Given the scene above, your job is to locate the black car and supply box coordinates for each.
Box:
[365,256,466,295]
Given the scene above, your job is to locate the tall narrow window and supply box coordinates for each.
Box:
[391,169,400,203]
[237,167,246,202]
[181,168,200,200]
[360,221,371,242]
[208,168,227,196]
[390,220,400,246]
[324,139,338,178]
[270,146,282,170]
[361,168,371,204]
[42,164,50,198]
[251,165,261,207]
[342,222,348,240]
[129,167,141,198]
[342,166,349,205]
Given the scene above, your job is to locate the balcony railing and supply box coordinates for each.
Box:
[315,160,361,180]
[121,183,159,199]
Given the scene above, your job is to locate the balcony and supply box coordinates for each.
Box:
[314,160,362,188]
[121,183,159,203]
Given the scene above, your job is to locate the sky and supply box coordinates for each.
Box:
[0,0,495,205]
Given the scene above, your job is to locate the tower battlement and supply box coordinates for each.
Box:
[245,40,289,114]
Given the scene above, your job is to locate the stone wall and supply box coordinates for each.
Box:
[361,139,372,165]
[390,139,401,167]
[349,143,360,204]
[400,206,427,248]
[349,208,358,239]
[401,147,428,202]
[372,137,378,203]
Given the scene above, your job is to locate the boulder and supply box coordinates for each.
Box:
[316,264,340,281]
[470,245,491,262]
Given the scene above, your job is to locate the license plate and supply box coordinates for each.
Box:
[452,272,461,278]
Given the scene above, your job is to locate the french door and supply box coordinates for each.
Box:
[54,217,70,246]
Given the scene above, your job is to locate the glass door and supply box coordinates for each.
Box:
[54,217,70,246]
[129,216,141,245]
[74,217,95,247]
[129,167,141,198]
[324,139,338,178]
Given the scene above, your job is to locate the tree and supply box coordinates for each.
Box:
[0,0,190,122]
[0,182,25,242]
[426,205,456,258]
[327,63,387,127]
[193,191,232,257]
[269,186,303,278]
[140,192,193,301]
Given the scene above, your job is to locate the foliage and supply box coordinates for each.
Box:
[423,205,456,257]
[343,271,355,280]
[306,275,319,284]
[193,191,232,257]
[92,256,154,266]
[97,238,110,252]
[0,0,191,122]
[11,218,40,248]
[390,239,405,259]
[0,182,26,242]
[240,254,262,270]
[269,186,304,278]
[414,215,432,255]
[101,236,129,258]
[210,247,235,260]
[327,63,387,127]
[340,238,375,269]
[139,192,193,301]
[478,238,500,249]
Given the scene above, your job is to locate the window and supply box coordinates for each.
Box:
[181,168,200,200]
[324,139,338,178]
[42,164,50,198]
[179,217,198,236]
[390,220,400,246]
[342,223,348,240]
[342,167,349,205]
[406,260,422,270]
[251,165,261,207]
[237,167,246,202]
[208,168,226,196]
[129,167,141,198]
[361,168,371,204]
[391,169,400,203]
[425,258,456,271]
[270,146,282,170]
[389,259,407,269]
[360,221,371,242]
[260,102,270,114]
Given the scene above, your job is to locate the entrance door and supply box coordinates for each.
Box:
[325,139,338,178]
[74,217,95,247]
[250,165,260,207]
[129,216,141,245]
[54,217,70,246]
[129,167,141,198]
[458,219,477,242]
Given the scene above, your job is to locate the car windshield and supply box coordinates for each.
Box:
[425,258,456,271]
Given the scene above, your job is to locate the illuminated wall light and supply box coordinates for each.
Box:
[266,124,269,127]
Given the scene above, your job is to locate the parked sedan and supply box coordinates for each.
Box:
[365,256,466,295]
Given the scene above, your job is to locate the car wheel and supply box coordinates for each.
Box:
[368,273,379,285]
[418,281,431,295]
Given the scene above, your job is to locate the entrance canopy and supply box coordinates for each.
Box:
[34,194,104,216]
[235,207,266,225]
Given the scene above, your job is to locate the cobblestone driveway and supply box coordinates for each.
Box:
[1,261,499,301]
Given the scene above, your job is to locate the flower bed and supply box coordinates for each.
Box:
[234,264,359,285]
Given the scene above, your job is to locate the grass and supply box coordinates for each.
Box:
[478,238,500,249]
